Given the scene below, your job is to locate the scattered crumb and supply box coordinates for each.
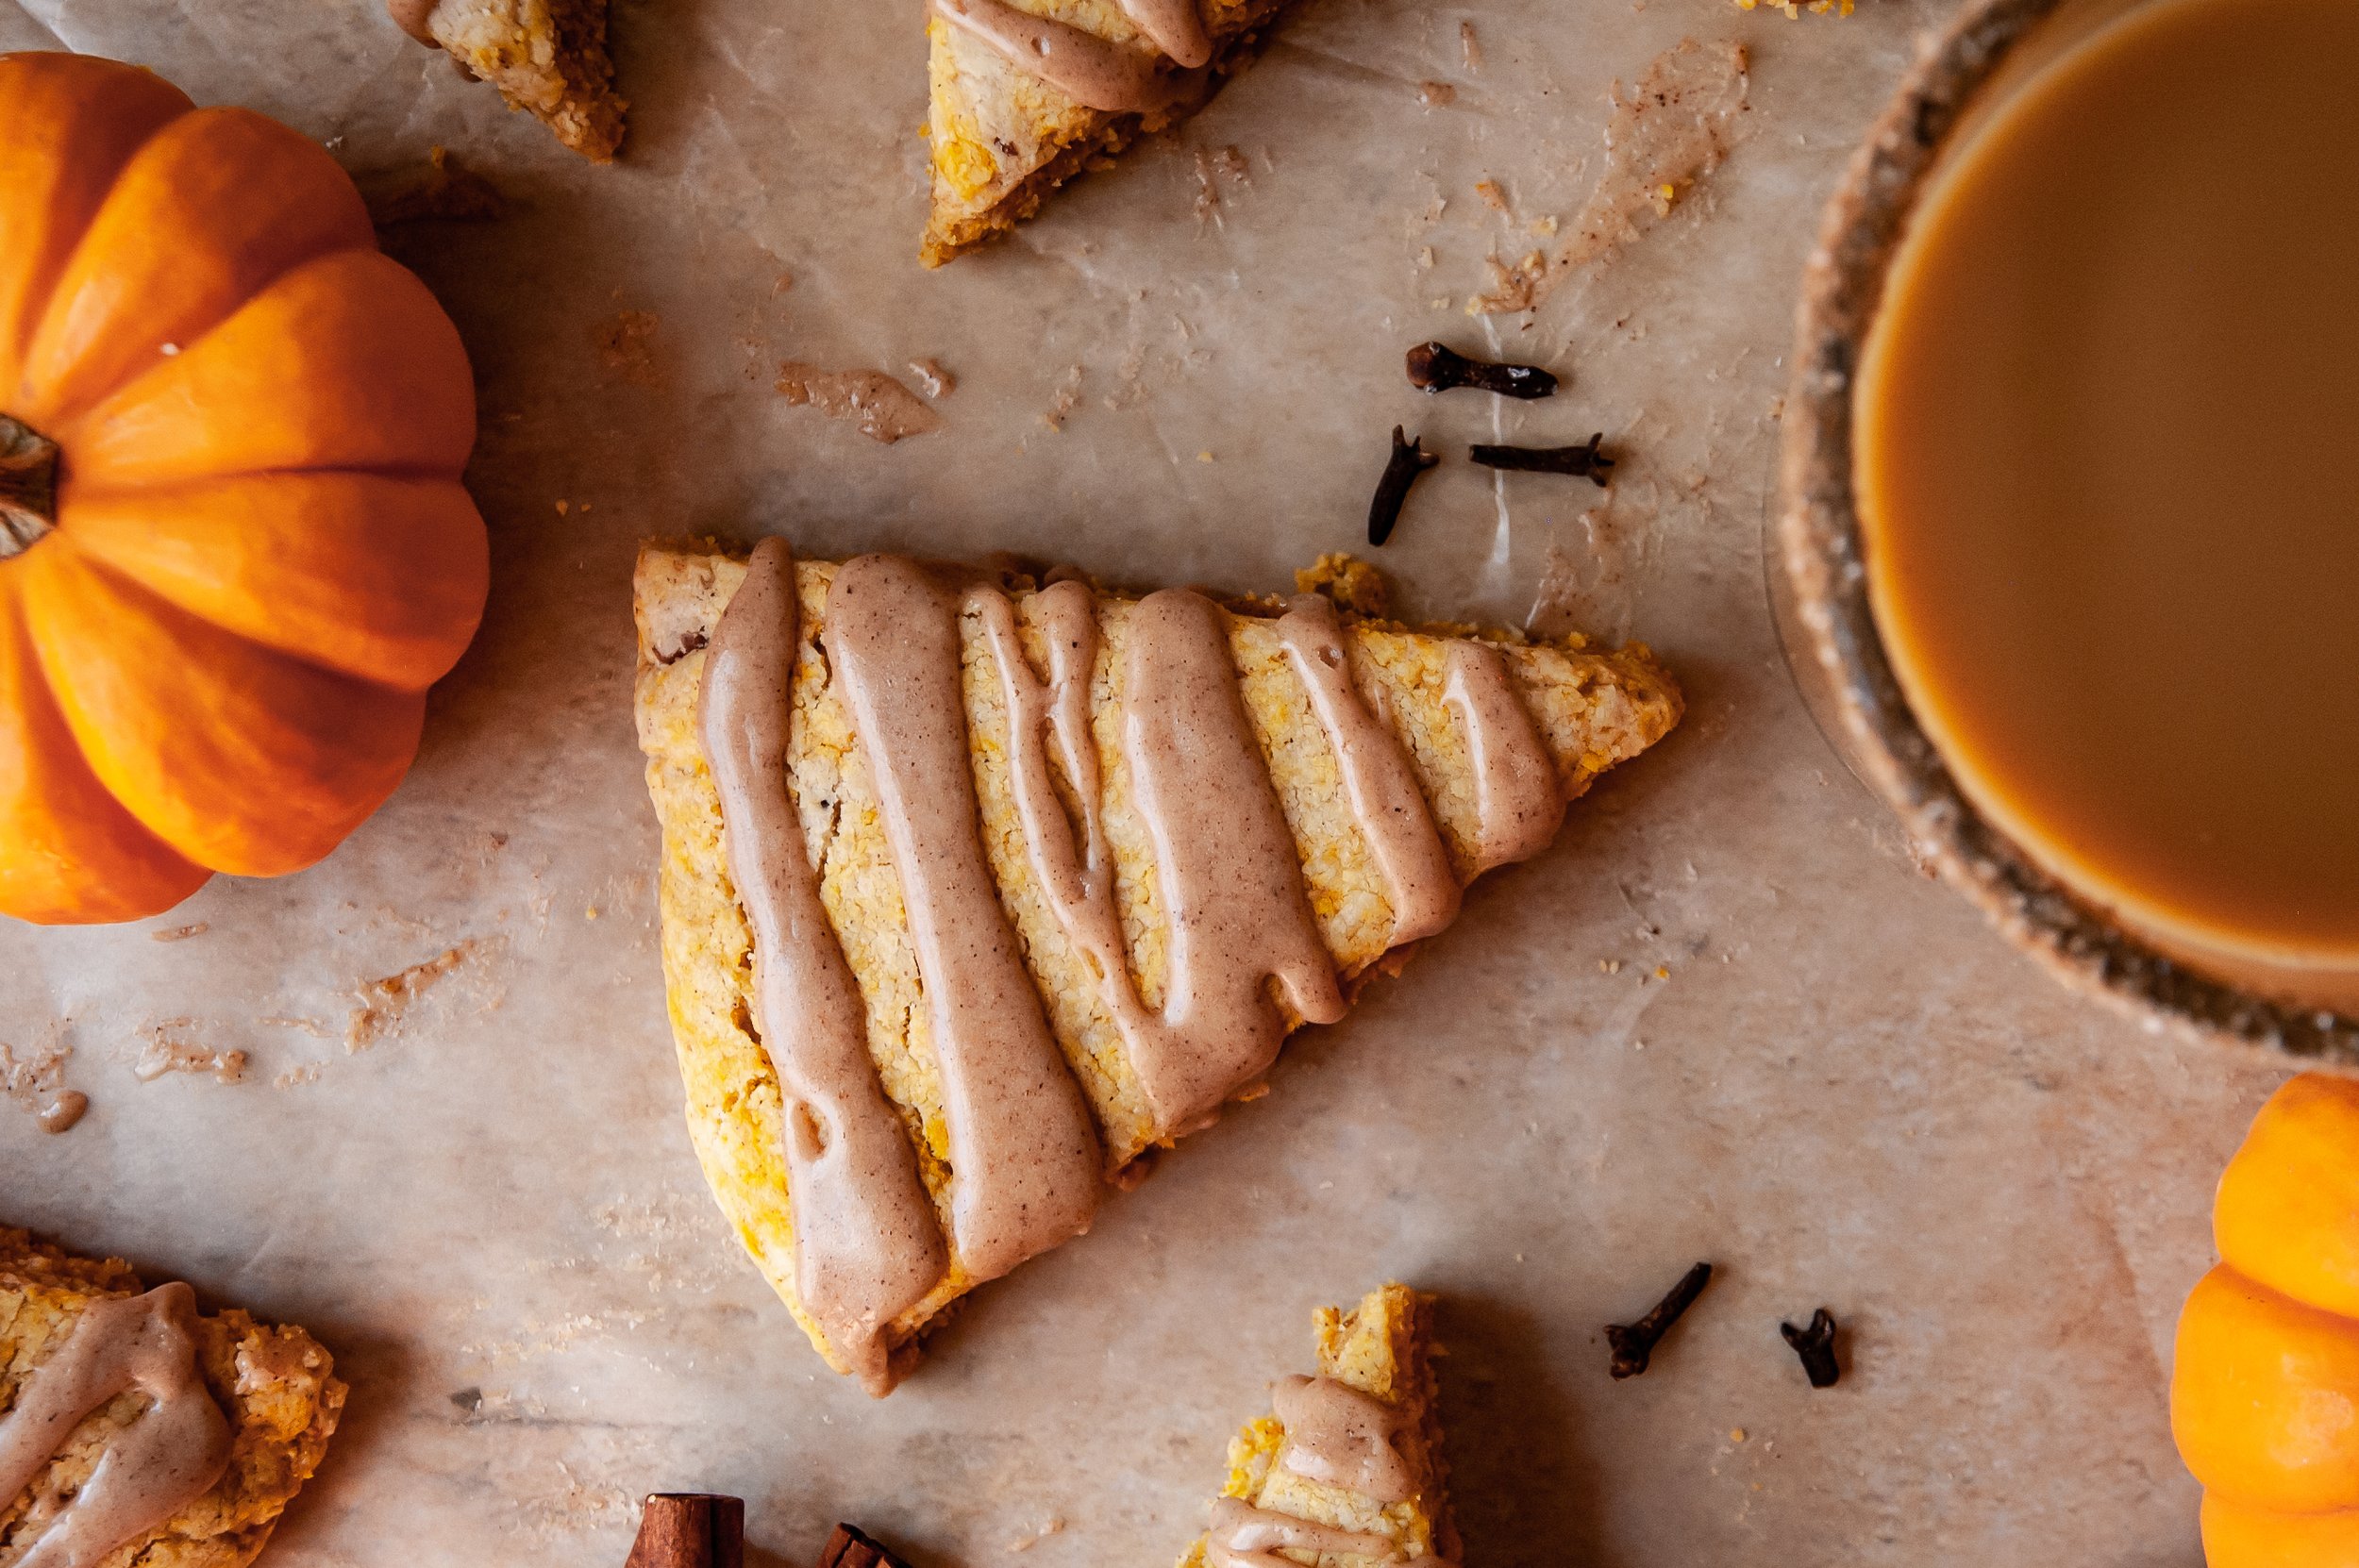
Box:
[1529,215,1560,238]
[1600,959,1622,974]
[1416,245,1434,269]
[348,941,481,1051]
[1042,365,1083,432]
[907,359,956,399]
[1731,1427,1748,1443]
[592,310,662,387]
[1191,144,1251,223]
[259,1015,331,1038]
[1196,449,1215,462]
[1655,965,1670,979]
[776,363,945,443]
[133,1022,246,1084]
[1460,20,1482,70]
[1735,0,1852,13]
[150,922,208,942]
[1468,251,1548,314]
[1563,39,1750,271]
[1007,1518,1066,1553]
[1475,177,1511,211]
[555,499,570,515]
[1468,38,1751,316]
[2,1027,76,1132]
[1295,553,1391,618]
[772,270,795,294]
[274,1063,324,1090]
[1417,81,1457,108]
[360,145,507,226]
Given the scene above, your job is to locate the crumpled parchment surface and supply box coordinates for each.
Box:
[0,1,2280,1563]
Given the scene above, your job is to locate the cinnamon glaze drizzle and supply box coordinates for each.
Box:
[699,552,1565,1386]
[0,1284,232,1568]
[1203,1375,1434,1568]
[699,542,947,1393]
[824,555,1105,1284]
[932,0,1212,115]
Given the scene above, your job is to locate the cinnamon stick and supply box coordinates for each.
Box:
[817,1522,913,1568]
[624,1493,745,1568]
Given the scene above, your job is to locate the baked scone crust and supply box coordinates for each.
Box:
[0,1229,345,1568]
[429,0,626,161]
[633,542,1680,1380]
[923,0,1292,265]
[1177,1283,1456,1568]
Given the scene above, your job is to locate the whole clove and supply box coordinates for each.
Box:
[1367,425,1440,546]
[819,1523,914,1568]
[623,1493,745,1568]
[1605,1260,1713,1379]
[1468,433,1614,487]
[1781,1308,1842,1389]
[1406,341,1559,399]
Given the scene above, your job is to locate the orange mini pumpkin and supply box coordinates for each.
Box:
[0,53,486,925]
[2173,1072,2359,1565]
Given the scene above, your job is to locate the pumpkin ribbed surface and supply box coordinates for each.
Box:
[2173,1074,2359,1565]
[0,53,484,924]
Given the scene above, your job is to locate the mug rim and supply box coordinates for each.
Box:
[1773,0,2359,1068]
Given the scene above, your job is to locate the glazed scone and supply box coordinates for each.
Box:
[633,540,1678,1391]
[1178,1284,1456,1568]
[0,1228,344,1568]
[924,0,1296,265]
[407,0,626,161]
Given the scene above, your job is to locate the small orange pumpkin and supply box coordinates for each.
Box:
[0,53,485,925]
[2173,1072,2359,1565]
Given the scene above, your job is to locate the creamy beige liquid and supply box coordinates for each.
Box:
[1856,0,2359,976]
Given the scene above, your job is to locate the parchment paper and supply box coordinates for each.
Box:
[0,1,2284,1564]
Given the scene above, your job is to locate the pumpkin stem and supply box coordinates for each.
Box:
[0,413,59,558]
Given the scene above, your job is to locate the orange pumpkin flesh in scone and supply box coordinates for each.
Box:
[633,541,1680,1392]
[2173,1074,2359,1563]
[0,53,486,926]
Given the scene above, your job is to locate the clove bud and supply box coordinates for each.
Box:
[1406,342,1559,399]
[1366,425,1440,546]
[1468,433,1614,486]
[1781,1309,1842,1389]
[1605,1261,1713,1379]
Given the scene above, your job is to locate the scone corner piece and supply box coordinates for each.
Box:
[430,0,627,162]
[0,1227,347,1568]
[1180,1281,1457,1568]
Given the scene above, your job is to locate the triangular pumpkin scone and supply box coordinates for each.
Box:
[0,1228,345,1568]
[923,0,1295,264]
[1180,1284,1457,1568]
[387,0,627,161]
[632,540,1679,1393]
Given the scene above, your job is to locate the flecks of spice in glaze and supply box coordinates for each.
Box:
[0,1284,232,1568]
[1275,594,1461,944]
[933,0,1198,115]
[1270,1374,1420,1502]
[1441,642,1565,874]
[975,583,1383,1146]
[826,555,1102,1283]
[775,364,944,444]
[1204,1497,1402,1568]
[1119,590,1346,1133]
[701,541,948,1395]
[384,0,438,46]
